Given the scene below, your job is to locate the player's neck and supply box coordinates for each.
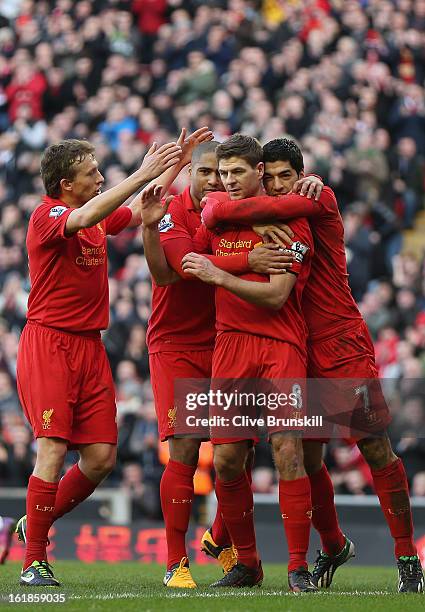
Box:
[189,189,202,212]
[252,185,266,197]
[58,193,83,209]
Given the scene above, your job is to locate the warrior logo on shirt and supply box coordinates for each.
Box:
[158,213,174,233]
[42,409,54,429]
[49,206,67,219]
[285,241,309,263]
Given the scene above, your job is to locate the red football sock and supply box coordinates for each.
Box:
[215,472,258,568]
[53,464,97,521]
[309,464,345,555]
[160,459,196,570]
[212,461,252,547]
[24,475,58,568]
[279,476,312,572]
[371,457,416,558]
[211,504,231,547]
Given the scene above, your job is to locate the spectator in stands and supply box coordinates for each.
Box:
[344,204,374,301]
[393,397,425,486]
[120,461,161,519]
[0,370,20,414]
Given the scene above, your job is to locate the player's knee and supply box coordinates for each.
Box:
[214,446,246,482]
[168,438,200,466]
[81,445,117,480]
[98,449,117,477]
[245,445,255,472]
[35,437,67,480]
[272,435,304,479]
[303,455,323,476]
[100,452,116,476]
[358,435,396,470]
[302,441,323,476]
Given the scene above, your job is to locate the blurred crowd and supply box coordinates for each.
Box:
[0,0,424,514]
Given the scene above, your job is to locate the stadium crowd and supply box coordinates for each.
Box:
[0,0,424,514]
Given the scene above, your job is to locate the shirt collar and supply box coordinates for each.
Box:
[42,195,68,208]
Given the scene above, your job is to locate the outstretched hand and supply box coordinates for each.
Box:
[139,141,182,181]
[141,183,173,229]
[177,126,214,166]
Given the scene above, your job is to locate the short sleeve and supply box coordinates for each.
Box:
[158,197,192,244]
[159,201,213,278]
[105,206,132,235]
[31,203,73,246]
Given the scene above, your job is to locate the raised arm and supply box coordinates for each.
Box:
[138,126,213,205]
[65,141,182,235]
[141,185,180,286]
[124,128,213,229]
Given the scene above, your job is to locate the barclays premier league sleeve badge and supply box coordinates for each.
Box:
[49,206,68,219]
[158,213,174,233]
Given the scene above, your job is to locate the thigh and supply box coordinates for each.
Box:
[211,333,260,445]
[150,350,213,441]
[17,324,76,442]
[308,323,391,441]
[71,340,117,448]
[212,332,259,379]
[261,341,308,437]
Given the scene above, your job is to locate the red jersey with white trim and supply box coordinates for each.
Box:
[194,218,313,355]
[26,196,132,332]
[146,187,216,353]
[204,188,361,341]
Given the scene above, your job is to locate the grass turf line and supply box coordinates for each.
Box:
[0,562,423,611]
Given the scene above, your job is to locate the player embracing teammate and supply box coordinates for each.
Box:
[182,134,317,592]
[199,136,424,594]
[143,133,329,592]
[142,129,298,587]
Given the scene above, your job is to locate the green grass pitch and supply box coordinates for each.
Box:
[0,562,423,611]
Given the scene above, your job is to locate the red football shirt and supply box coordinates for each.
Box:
[193,218,313,355]
[146,187,216,353]
[146,187,253,353]
[205,188,361,341]
[26,196,132,333]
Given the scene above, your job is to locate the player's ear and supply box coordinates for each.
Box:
[60,178,73,193]
[188,164,192,177]
[299,169,305,178]
[257,161,264,180]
